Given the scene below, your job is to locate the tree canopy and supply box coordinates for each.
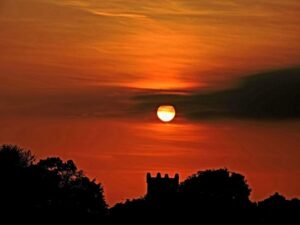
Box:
[0,144,299,224]
[0,145,107,222]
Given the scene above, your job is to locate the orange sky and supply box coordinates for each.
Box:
[0,0,300,205]
[1,0,299,89]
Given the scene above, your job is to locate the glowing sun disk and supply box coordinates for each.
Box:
[157,105,176,122]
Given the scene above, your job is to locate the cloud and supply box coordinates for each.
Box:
[1,68,299,121]
[0,86,135,119]
[86,9,147,19]
[50,0,147,19]
[133,67,300,120]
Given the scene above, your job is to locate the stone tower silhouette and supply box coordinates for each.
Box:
[146,173,179,200]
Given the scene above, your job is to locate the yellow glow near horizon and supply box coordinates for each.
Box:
[157,105,176,122]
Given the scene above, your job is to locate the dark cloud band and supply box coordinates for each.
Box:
[134,67,300,120]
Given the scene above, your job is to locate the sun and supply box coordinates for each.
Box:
[157,105,176,122]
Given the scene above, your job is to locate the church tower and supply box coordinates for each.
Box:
[146,173,179,200]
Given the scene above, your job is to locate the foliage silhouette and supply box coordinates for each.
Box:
[179,169,251,202]
[0,144,299,224]
[0,145,107,222]
[258,192,300,224]
[110,169,300,224]
[0,144,35,169]
[110,169,256,223]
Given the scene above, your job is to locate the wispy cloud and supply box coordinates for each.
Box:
[86,9,147,19]
[50,0,147,19]
[1,0,299,92]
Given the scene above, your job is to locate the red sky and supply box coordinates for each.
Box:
[0,0,300,205]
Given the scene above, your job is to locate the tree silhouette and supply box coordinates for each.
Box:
[1,144,300,223]
[37,157,83,185]
[258,192,300,223]
[0,144,35,169]
[110,169,257,223]
[176,169,254,223]
[179,169,251,204]
[0,145,107,222]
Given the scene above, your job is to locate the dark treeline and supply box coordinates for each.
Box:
[0,145,299,224]
[0,145,107,223]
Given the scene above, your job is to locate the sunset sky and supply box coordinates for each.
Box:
[0,0,300,205]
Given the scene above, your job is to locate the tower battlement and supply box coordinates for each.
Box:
[146,173,179,200]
